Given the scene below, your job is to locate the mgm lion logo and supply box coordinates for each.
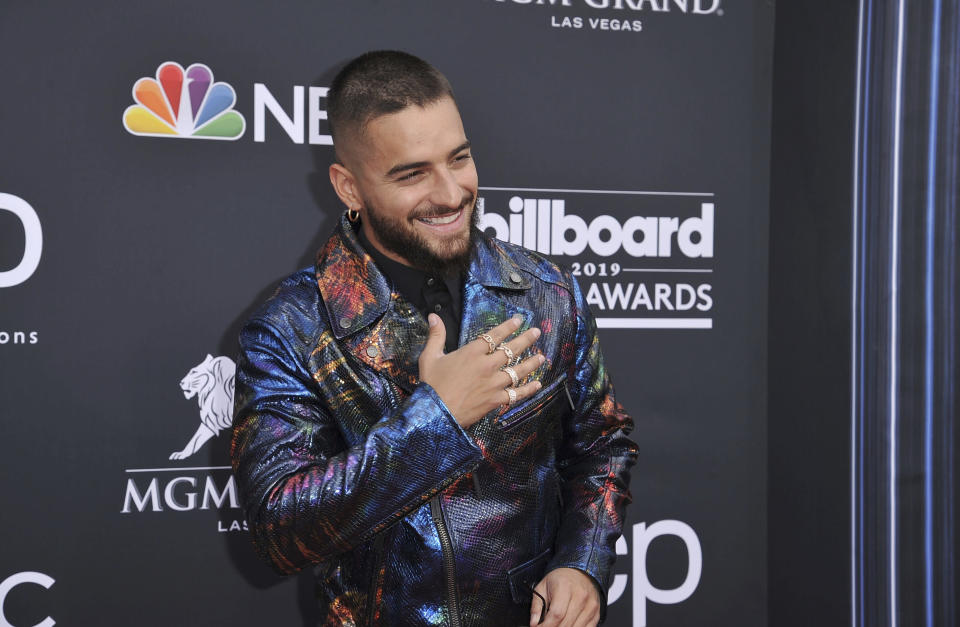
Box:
[170,354,236,460]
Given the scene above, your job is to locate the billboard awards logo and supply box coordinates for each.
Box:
[121,353,245,533]
[123,62,246,140]
[477,188,716,329]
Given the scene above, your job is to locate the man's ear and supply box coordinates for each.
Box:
[329,162,362,212]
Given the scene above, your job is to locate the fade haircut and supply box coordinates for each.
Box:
[327,50,456,160]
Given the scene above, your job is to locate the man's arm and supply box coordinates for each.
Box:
[231,316,483,575]
[232,314,544,576]
[538,271,639,623]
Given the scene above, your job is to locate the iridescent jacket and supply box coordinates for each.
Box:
[232,215,638,626]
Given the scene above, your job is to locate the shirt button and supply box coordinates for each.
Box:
[434,304,442,313]
[366,345,379,358]
[426,277,436,286]
[339,317,352,329]
[509,272,522,284]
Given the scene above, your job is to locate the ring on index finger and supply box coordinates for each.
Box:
[495,343,517,366]
[477,333,497,354]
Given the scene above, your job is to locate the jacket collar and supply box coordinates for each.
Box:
[316,213,532,339]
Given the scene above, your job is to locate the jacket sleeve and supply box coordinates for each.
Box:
[231,317,483,575]
[547,272,639,613]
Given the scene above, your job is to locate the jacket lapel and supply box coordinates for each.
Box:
[315,217,535,397]
[315,215,424,394]
[460,235,535,348]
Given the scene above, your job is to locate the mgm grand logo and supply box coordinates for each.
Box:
[488,0,722,14]
[120,354,247,532]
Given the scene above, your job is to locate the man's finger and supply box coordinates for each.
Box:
[540,580,571,627]
[422,313,447,359]
[567,590,600,627]
[503,326,542,359]
[529,581,549,627]
[482,314,524,346]
[501,354,544,389]
[504,380,542,406]
[515,353,545,379]
[487,327,540,370]
[571,603,600,627]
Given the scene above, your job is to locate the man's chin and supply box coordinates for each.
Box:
[426,241,473,274]
[414,228,476,275]
[364,199,478,275]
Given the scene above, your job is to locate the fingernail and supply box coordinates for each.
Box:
[538,354,545,364]
[531,328,541,338]
[428,314,438,327]
[535,381,542,390]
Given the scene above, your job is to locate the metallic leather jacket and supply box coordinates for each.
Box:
[232,215,637,626]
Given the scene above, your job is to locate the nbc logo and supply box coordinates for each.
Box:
[123,62,246,140]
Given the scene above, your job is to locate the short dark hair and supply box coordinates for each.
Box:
[327,50,455,153]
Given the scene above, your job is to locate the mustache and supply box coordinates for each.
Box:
[410,194,476,220]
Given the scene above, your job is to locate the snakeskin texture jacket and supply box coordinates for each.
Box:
[232,214,638,626]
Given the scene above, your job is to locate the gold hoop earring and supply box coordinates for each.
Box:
[347,207,360,222]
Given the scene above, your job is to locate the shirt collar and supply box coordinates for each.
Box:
[357,226,462,312]
[316,212,530,338]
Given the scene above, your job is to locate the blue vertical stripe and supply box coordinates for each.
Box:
[851,1,867,625]
[923,3,943,626]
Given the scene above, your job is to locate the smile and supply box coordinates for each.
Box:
[416,208,464,228]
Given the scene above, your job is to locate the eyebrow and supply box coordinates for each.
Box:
[384,141,472,178]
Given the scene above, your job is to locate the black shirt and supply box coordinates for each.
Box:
[357,229,462,353]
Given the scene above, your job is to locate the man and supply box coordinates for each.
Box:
[232,50,637,627]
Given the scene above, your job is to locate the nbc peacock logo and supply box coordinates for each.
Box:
[122,62,246,140]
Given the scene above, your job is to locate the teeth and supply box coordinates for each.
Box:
[420,211,460,225]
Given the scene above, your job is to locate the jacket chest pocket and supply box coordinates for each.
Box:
[498,373,571,431]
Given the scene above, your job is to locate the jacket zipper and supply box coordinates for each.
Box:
[430,496,462,627]
[366,531,387,626]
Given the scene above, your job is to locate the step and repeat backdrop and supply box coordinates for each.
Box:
[0,1,772,625]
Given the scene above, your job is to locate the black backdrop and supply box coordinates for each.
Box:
[768,3,857,626]
[1,2,773,625]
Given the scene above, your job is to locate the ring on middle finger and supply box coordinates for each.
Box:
[477,333,497,354]
[495,343,516,366]
[502,365,520,388]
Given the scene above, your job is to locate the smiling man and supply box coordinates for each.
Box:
[231,51,637,627]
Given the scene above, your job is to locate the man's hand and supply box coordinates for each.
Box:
[419,314,543,428]
[530,568,601,627]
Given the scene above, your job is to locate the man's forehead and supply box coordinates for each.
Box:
[352,98,467,169]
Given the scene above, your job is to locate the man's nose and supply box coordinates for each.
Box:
[430,167,464,209]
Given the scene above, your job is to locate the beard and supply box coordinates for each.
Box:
[362,195,479,276]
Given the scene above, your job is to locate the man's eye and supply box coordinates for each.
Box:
[454,153,472,162]
[397,171,423,181]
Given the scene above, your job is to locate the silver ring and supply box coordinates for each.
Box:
[477,333,496,354]
[505,387,517,406]
[502,366,520,388]
[495,343,516,366]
